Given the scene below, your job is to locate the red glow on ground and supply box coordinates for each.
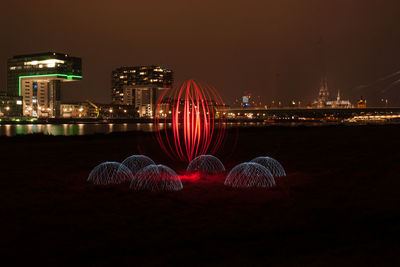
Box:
[155,80,226,163]
[179,172,226,183]
[179,172,202,181]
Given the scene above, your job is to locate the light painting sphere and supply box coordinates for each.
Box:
[121,155,155,177]
[155,80,226,163]
[88,162,133,185]
[224,162,276,188]
[250,156,286,177]
[187,154,225,175]
[130,164,183,192]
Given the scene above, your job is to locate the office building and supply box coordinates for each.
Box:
[111,66,173,117]
[7,52,82,118]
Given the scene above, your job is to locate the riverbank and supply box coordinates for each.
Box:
[0,117,157,125]
[2,125,400,265]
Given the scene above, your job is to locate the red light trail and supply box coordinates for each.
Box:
[155,80,226,163]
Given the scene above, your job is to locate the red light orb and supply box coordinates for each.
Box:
[155,80,226,163]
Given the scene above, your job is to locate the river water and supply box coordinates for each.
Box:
[0,121,380,137]
[0,123,163,137]
[0,122,300,137]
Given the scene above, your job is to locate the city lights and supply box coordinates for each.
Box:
[2,3,400,265]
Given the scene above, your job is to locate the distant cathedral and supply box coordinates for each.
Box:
[312,77,353,108]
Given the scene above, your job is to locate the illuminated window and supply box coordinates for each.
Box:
[24,59,64,66]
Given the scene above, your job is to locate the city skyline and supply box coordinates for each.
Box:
[1,1,400,106]
[1,50,396,120]
[2,3,400,265]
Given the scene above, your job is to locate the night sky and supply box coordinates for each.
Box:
[1,0,400,105]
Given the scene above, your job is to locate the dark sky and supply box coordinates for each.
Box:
[1,0,400,105]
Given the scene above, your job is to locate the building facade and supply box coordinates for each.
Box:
[7,52,82,118]
[60,103,92,118]
[312,77,352,108]
[111,66,173,117]
[312,77,330,108]
[357,97,367,108]
[325,91,353,108]
[0,95,23,117]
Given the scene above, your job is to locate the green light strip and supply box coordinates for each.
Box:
[18,74,83,96]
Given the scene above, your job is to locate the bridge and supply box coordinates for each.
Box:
[224,107,400,119]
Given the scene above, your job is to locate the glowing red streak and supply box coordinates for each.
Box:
[155,80,226,163]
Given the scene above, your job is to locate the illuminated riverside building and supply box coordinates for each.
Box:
[60,103,92,118]
[59,102,136,119]
[312,77,330,108]
[325,91,353,108]
[312,77,352,108]
[112,66,173,117]
[357,97,367,108]
[0,94,23,117]
[7,52,82,118]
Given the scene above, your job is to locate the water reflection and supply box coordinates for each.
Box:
[0,123,174,137]
[0,121,370,137]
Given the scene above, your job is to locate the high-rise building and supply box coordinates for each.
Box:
[111,66,173,117]
[7,52,82,118]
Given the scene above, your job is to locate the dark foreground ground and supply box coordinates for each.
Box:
[1,125,400,266]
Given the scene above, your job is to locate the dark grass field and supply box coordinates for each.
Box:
[1,125,400,266]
